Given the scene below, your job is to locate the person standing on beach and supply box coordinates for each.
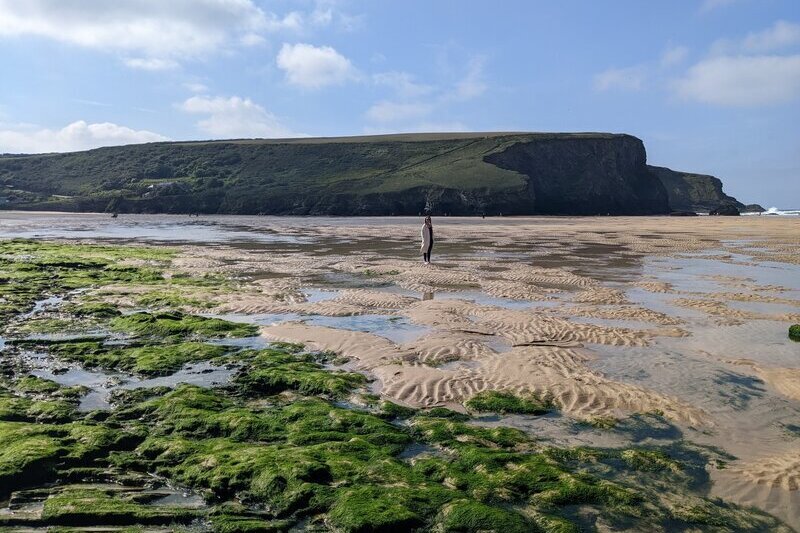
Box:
[421,215,434,264]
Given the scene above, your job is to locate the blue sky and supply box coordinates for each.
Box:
[0,0,798,207]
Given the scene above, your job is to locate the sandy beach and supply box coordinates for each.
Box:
[1,212,799,529]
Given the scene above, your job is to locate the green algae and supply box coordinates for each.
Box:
[0,240,228,327]
[41,486,198,526]
[210,512,293,533]
[0,392,76,423]
[232,348,366,398]
[583,416,618,429]
[412,416,530,449]
[110,311,257,339]
[379,400,417,419]
[419,407,470,421]
[0,241,793,532]
[327,485,447,532]
[0,422,65,498]
[15,375,62,394]
[0,419,141,499]
[49,340,230,376]
[436,500,534,532]
[790,324,800,341]
[465,390,551,415]
[64,302,122,318]
[0,240,173,321]
[0,377,87,423]
[619,448,682,473]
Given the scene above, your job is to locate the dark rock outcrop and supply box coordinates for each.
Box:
[742,204,766,213]
[483,135,668,215]
[0,132,727,216]
[649,165,743,213]
[709,204,741,216]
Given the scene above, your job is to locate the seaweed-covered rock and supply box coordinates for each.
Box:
[789,324,800,341]
[465,390,550,415]
[233,348,366,398]
[110,311,257,339]
[41,486,198,526]
[50,340,230,376]
[436,500,535,533]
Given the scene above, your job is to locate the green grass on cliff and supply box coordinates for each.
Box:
[0,132,677,215]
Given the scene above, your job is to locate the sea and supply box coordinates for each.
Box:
[742,207,800,216]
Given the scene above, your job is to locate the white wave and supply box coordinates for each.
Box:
[742,207,800,216]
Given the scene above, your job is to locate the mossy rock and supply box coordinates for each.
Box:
[417,407,470,421]
[327,485,449,532]
[41,486,198,526]
[210,513,293,533]
[465,391,550,415]
[51,340,230,376]
[111,311,257,339]
[0,422,66,498]
[14,375,61,394]
[789,324,800,341]
[66,302,122,318]
[233,348,366,398]
[380,401,417,419]
[436,500,533,532]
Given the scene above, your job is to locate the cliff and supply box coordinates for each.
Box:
[0,132,726,216]
[648,165,742,213]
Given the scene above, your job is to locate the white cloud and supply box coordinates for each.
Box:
[672,54,800,106]
[366,101,433,123]
[0,120,168,154]
[742,20,800,52]
[0,0,307,67]
[452,56,487,101]
[364,55,487,130]
[276,43,357,88]
[240,33,266,47]
[124,58,179,71]
[264,11,304,32]
[310,7,333,26]
[372,71,434,98]
[180,95,302,138]
[661,45,689,68]
[593,65,646,91]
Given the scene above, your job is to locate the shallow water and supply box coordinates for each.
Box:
[2,212,799,528]
[30,356,237,411]
[0,211,307,244]
[215,311,431,345]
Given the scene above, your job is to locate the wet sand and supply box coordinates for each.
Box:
[3,212,799,527]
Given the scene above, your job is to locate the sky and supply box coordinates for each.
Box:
[0,0,798,207]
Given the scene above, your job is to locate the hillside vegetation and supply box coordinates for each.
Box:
[0,132,741,215]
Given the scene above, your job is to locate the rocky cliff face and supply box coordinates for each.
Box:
[649,165,743,213]
[485,135,668,215]
[0,133,721,216]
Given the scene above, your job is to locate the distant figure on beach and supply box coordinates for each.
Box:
[421,215,434,264]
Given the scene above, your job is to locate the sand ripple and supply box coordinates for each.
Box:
[260,323,709,426]
[728,451,800,491]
